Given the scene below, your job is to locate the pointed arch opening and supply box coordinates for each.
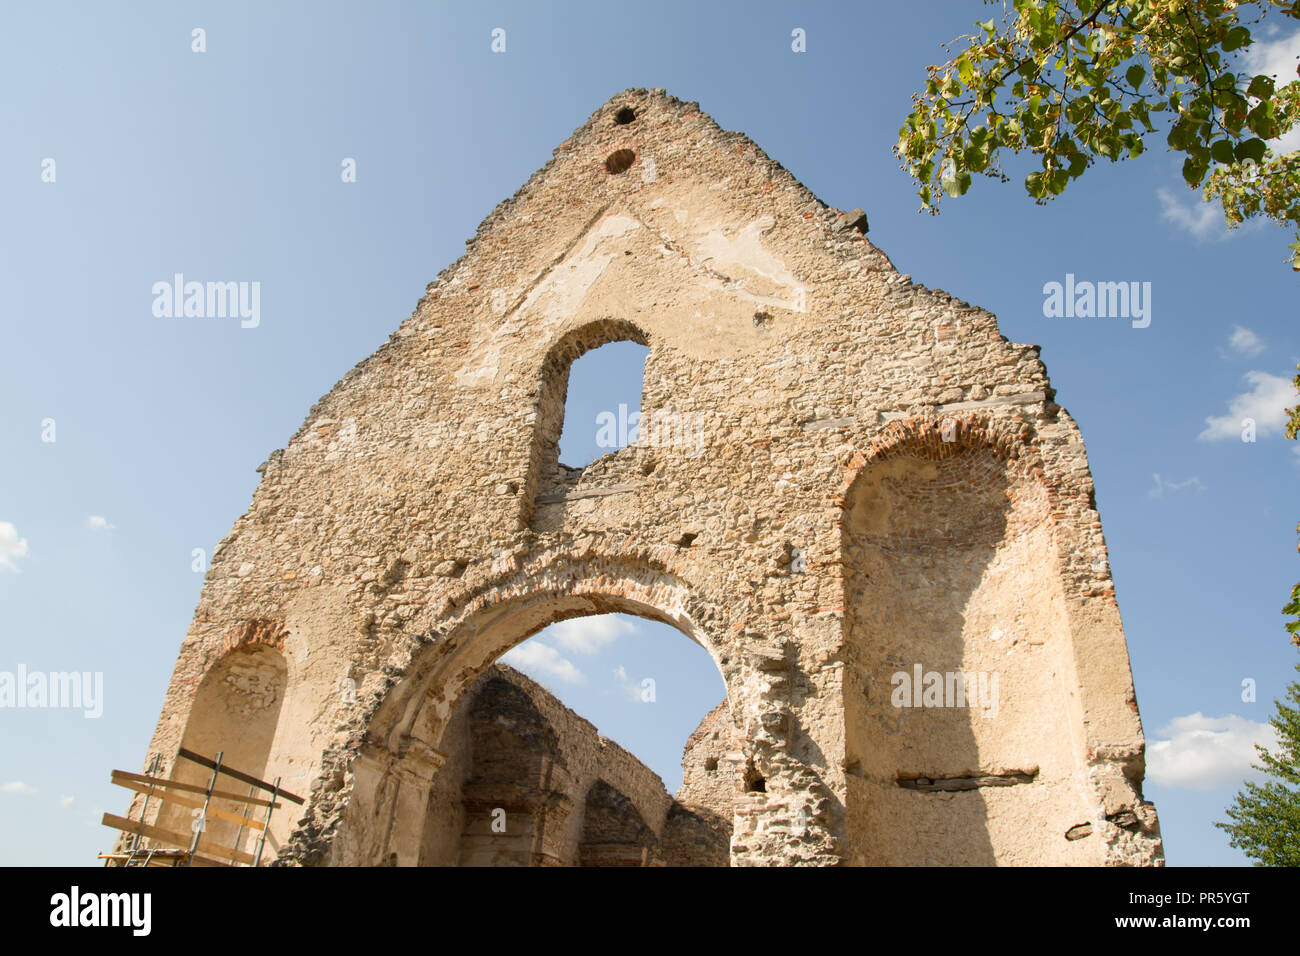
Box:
[329,563,738,867]
[158,644,288,861]
[839,420,1092,865]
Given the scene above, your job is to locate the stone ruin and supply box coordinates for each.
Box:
[128,88,1163,866]
[418,664,731,867]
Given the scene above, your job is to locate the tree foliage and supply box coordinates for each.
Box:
[1286,364,1300,646]
[896,0,1300,269]
[1216,661,1300,865]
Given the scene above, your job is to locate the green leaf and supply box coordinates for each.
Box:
[1132,101,1155,131]
[1211,139,1236,164]
[1183,155,1208,186]
[957,54,975,85]
[1247,74,1275,101]
[1126,64,1146,90]
[1235,138,1267,164]
[942,167,972,197]
[964,144,990,172]
[1222,26,1251,52]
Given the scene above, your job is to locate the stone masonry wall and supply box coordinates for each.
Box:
[416,663,729,866]
[126,88,1161,867]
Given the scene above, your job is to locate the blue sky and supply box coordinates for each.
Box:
[1,0,1297,866]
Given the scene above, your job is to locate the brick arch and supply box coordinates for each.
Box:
[309,551,742,866]
[171,618,290,696]
[577,779,659,866]
[835,415,1103,864]
[833,414,1113,602]
[836,415,1044,503]
[367,549,731,756]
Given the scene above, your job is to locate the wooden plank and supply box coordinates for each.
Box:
[110,770,283,809]
[112,775,266,830]
[97,850,233,868]
[177,748,304,804]
[101,812,257,866]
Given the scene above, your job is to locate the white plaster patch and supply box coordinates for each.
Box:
[680,214,809,311]
[518,214,641,321]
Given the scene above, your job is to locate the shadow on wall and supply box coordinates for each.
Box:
[578,779,658,866]
[158,644,288,860]
[415,665,733,867]
[845,445,1009,866]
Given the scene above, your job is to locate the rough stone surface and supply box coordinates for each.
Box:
[415,664,729,867]
[124,88,1162,867]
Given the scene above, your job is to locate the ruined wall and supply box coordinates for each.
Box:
[665,699,735,866]
[844,426,1088,863]
[410,663,729,866]
[677,699,737,824]
[127,88,1161,867]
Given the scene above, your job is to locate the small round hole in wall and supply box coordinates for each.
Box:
[605,149,636,174]
[614,106,636,125]
[704,757,719,772]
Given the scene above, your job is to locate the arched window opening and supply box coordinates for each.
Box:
[557,340,649,468]
[415,612,733,867]
[525,321,650,519]
[158,645,288,861]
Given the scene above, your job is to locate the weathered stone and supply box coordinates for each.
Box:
[418,665,728,866]
[122,88,1161,868]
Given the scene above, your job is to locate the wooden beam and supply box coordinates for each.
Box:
[177,749,304,804]
[101,812,257,866]
[112,775,266,829]
[110,770,284,809]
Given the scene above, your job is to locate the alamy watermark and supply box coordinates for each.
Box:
[891,664,998,718]
[50,886,150,936]
[0,666,103,718]
[1042,274,1151,328]
[152,274,260,328]
[595,404,714,458]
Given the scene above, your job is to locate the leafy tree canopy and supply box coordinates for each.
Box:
[896,0,1300,269]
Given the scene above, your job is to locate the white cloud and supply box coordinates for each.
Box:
[1146,713,1278,791]
[85,516,115,531]
[59,795,74,808]
[1,781,37,795]
[612,664,648,702]
[1222,325,1267,358]
[1199,370,1296,440]
[501,640,585,685]
[0,522,28,573]
[548,615,637,655]
[1147,474,1206,499]
[1156,187,1227,240]
[1244,29,1300,156]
